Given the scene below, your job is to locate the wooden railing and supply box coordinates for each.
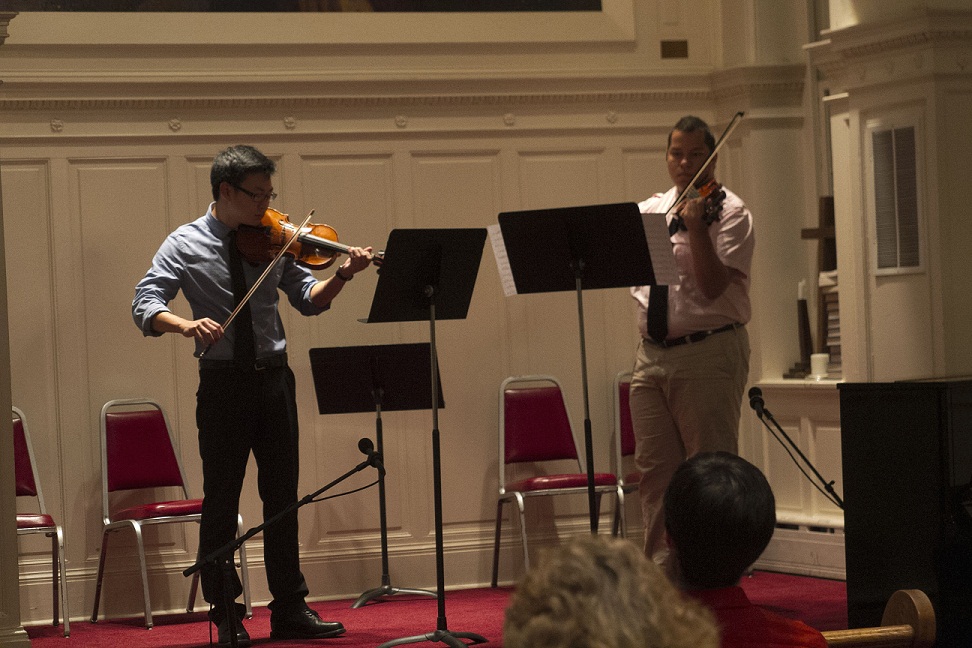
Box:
[822,590,935,648]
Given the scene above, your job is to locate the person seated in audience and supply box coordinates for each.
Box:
[504,534,719,648]
[663,451,828,648]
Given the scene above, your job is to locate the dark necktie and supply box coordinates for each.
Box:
[227,231,255,362]
[668,216,684,237]
[646,215,678,343]
[646,285,668,343]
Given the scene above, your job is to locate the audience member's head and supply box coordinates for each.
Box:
[503,534,719,648]
[664,451,776,590]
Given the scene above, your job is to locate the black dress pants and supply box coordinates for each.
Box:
[195,363,309,620]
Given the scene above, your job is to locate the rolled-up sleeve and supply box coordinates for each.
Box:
[132,237,183,336]
[279,257,328,316]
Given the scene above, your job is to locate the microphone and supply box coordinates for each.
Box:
[748,386,765,419]
[358,437,386,477]
[358,437,375,455]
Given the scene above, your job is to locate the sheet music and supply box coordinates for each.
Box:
[488,223,518,296]
[641,213,678,285]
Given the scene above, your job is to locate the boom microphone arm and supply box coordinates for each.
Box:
[748,387,844,510]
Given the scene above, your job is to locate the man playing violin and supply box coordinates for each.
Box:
[132,144,372,646]
[628,116,755,568]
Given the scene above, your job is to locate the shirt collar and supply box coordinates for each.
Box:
[204,202,233,239]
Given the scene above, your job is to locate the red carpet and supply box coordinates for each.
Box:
[25,571,845,646]
[740,570,847,631]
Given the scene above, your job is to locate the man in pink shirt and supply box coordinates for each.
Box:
[629,115,755,566]
[664,452,828,648]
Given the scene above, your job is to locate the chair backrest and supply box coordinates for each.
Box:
[100,399,190,522]
[499,376,582,488]
[12,406,47,513]
[612,371,635,483]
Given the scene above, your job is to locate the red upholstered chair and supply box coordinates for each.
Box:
[490,375,619,587]
[90,398,252,629]
[13,406,70,637]
[611,371,641,538]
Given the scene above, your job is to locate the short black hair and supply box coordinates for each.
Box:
[664,452,776,589]
[667,115,716,153]
[210,144,276,201]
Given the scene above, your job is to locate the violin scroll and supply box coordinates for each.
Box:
[694,179,727,225]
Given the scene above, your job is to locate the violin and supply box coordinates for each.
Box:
[689,178,727,225]
[669,178,727,233]
[235,208,383,269]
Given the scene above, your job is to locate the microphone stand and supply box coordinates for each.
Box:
[749,389,844,510]
[184,443,383,648]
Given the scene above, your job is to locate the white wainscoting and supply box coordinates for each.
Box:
[744,380,845,580]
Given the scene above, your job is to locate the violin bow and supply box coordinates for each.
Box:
[665,111,745,219]
[197,209,315,359]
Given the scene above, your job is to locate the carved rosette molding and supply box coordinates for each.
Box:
[0,71,808,140]
[0,89,712,113]
[0,71,808,113]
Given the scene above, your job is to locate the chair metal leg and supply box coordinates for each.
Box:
[186,571,199,613]
[490,499,505,588]
[52,527,70,637]
[48,531,59,628]
[514,493,529,572]
[612,487,627,537]
[131,523,153,629]
[90,531,110,623]
[186,516,252,618]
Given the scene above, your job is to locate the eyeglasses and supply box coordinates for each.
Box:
[232,184,277,203]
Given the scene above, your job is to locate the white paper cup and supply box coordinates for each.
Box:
[810,353,829,380]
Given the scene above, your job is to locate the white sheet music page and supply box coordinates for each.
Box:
[641,213,678,285]
[487,223,518,297]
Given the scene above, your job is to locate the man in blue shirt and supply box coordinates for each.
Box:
[133,144,372,646]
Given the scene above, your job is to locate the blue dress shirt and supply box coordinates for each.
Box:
[132,204,327,361]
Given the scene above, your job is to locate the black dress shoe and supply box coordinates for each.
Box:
[216,616,251,647]
[270,607,346,640]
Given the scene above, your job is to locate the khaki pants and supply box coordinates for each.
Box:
[629,326,750,566]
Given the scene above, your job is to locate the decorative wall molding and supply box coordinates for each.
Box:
[0,12,16,46]
[711,64,805,110]
[810,9,972,91]
[0,90,715,113]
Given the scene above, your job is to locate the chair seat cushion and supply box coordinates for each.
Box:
[507,472,617,492]
[114,498,203,521]
[17,513,55,529]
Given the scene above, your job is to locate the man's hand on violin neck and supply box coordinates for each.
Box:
[344,246,373,276]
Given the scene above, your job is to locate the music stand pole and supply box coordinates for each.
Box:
[308,342,443,608]
[496,202,671,532]
[571,262,598,531]
[364,228,488,648]
[353,387,437,607]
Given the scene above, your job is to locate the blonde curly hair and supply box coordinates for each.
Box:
[503,535,719,648]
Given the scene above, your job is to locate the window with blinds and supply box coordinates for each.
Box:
[871,125,921,272]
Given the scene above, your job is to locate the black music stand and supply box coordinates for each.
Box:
[308,343,443,608]
[497,202,663,531]
[364,228,488,648]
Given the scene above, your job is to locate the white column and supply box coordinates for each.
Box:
[0,12,30,648]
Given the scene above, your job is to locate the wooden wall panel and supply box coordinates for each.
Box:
[1,106,809,619]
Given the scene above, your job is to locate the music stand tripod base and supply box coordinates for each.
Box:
[309,343,441,608]
[364,228,489,648]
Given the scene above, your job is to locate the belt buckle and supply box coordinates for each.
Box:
[253,357,269,371]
